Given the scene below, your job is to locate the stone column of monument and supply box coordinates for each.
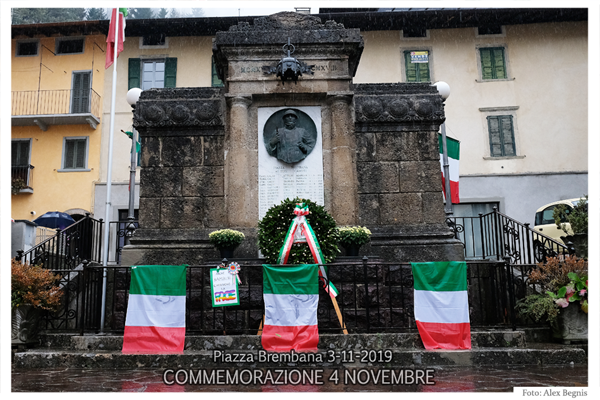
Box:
[327,93,358,225]
[225,95,255,227]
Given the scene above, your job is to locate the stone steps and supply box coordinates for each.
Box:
[13,347,586,369]
[13,330,586,369]
[38,331,527,351]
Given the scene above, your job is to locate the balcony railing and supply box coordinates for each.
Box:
[11,164,34,193]
[11,89,101,130]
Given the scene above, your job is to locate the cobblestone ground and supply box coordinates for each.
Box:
[12,365,588,392]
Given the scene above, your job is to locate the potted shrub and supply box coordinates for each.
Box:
[553,195,588,258]
[516,255,588,343]
[11,258,63,344]
[338,226,372,256]
[209,229,245,259]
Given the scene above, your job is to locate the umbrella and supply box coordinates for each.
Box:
[33,211,76,230]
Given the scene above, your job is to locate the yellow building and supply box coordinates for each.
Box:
[11,21,107,222]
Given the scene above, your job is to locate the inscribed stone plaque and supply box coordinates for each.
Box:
[258,106,324,220]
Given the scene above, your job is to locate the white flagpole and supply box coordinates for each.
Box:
[100,9,120,333]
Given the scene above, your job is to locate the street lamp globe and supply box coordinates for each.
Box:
[126,87,142,106]
[432,81,451,100]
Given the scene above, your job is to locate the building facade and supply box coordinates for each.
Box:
[11,9,588,249]
[11,21,107,223]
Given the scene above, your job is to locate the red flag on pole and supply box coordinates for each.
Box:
[105,8,127,69]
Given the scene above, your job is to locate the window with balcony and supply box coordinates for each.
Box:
[128,58,177,90]
[71,71,92,114]
[11,139,33,191]
[62,137,89,171]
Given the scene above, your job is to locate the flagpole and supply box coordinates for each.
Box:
[432,81,453,216]
[441,122,453,216]
[100,9,120,333]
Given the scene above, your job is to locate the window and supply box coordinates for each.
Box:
[71,71,92,113]
[128,58,177,90]
[56,38,84,54]
[403,28,428,38]
[212,56,224,87]
[478,26,503,35]
[62,137,88,170]
[143,34,166,46]
[16,40,39,56]
[404,50,430,82]
[142,60,165,89]
[487,115,515,157]
[479,47,506,80]
[11,140,31,166]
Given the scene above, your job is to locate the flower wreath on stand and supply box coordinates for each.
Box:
[257,197,340,265]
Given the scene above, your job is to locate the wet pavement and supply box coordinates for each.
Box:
[12,365,588,392]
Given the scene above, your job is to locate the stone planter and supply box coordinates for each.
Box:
[343,245,361,257]
[11,305,43,345]
[551,304,588,344]
[219,246,236,259]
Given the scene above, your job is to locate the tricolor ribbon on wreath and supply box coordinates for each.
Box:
[277,203,339,298]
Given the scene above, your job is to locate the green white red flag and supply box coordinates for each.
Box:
[411,261,471,350]
[122,265,187,354]
[105,8,127,69]
[438,134,460,204]
[277,203,338,298]
[262,264,319,352]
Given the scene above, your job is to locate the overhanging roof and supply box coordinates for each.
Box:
[12,8,587,39]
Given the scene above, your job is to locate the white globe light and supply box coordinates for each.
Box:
[432,81,451,100]
[126,87,143,106]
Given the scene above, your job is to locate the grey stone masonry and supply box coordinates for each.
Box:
[353,83,464,262]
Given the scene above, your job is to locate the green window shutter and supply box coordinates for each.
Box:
[419,61,430,82]
[211,56,224,87]
[488,115,515,157]
[493,48,506,79]
[405,51,430,82]
[500,115,515,156]
[488,116,502,156]
[405,52,418,82]
[480,47,506,80]
[480,48,493,80]
[165,58,177,88]
[128,58,141,90]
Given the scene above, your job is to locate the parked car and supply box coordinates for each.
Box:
[533,198,583,241]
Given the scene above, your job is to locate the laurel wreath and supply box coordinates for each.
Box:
[257,197,340,264]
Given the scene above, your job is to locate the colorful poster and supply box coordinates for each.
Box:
[210,268,240,307]
[410,51,429,63]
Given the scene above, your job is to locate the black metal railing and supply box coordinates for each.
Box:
[41,258,531,335]
[16,216,103,271]
[447,207,571,264]
[11,164,35,191]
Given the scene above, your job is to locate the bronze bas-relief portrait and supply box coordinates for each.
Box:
[263,109,318,164]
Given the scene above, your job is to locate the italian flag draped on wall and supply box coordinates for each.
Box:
[105,8,128,69]
[262,264,319,352]
[122,265,187,354]
[411,261,471,350]
[438,134,460,204]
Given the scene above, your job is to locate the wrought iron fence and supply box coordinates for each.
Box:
[447,207,571,264]
[11,89,101,119]
[42,258,532,335]
[16,216,103,271]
